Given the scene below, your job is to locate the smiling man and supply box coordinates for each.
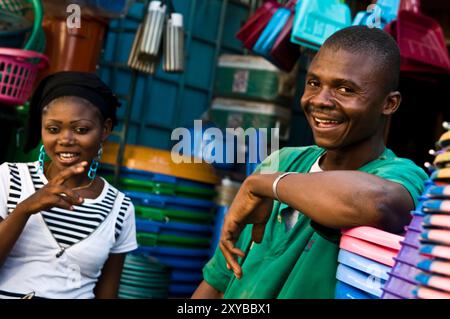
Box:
[192,26,428,299]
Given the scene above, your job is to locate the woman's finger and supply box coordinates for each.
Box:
[219,239,244,279]
[51,162,88,185]
[50,185,83,205]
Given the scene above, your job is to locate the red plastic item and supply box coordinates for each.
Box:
[236,0,281,50]
[0,48,49,106]
[269,9,300,71]
[396,0,450,72]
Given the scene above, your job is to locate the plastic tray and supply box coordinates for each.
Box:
[425,185,450,199]
[420,229,450,246]
[135,245,211,258]
[396,241,429,266]
[431,168,450,183]
[422,199,450,214]
[408,213,424,230]
[342,226,403,250]
[339,235,398,267]
[336,264,384,297]
[125,190,215,213]
[417,259,450,277]
[382,273,417,299]
[136,219,213,238]
[415,285,450,299]
[136,232,211,249]
[423,214,450,229]
[335,280,374,299]
[338,249,390,280]
[420,244,450,261]
[390,259,422,284]
[402,227,422,248]
[135,205,214,225]
[103,174,216,200]
[415,273,450,293]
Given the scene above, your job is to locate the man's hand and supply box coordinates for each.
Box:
[219,175,276,279]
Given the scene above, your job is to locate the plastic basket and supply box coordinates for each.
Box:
[0,48,48,106]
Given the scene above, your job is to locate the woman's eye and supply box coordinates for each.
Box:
[75,127,89,134]
[46,127,59,133]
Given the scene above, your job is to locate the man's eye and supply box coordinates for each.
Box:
[337,87,353,93]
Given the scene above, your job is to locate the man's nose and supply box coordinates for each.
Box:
[309,87,335,109]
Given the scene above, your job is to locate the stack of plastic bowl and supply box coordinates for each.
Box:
[336,226,403,299]
[100,142,219,298]
[383,123,450,299]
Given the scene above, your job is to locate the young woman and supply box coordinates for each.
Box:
[0,71,137,299]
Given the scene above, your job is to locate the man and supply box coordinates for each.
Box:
[192,26,428,299]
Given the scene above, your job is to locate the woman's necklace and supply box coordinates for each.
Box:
[45,162,95,191]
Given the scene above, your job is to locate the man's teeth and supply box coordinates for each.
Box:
[314,118,340,124]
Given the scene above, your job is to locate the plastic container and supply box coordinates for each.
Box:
[396,241,430,266]
[382,273,417,299]
[415,285,450,299]
[135,205,214,225]
[335,264,384,298]
[125,190,215,213]
[390,259,422,283]
[339,235,398,267]
[338,249,391,280]
[402,227,422,248]
[0,48,49,106]
[101,142,219,185]
[425,185,450,199]
[422,199,450,214]
[136,232,211,249]
[422,214,450,229]
[417,259,450,277]
[0,10,32,48]
[341,226,403,250]
[135,219,213,238]
[214,55,297,103]
[335,280,374,299]
[210,97,292,141]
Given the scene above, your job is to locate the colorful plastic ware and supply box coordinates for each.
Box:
[338,249,390,280]
[291,0,351,51]
[340,235,398,267]
[342,226,403,250]
[335,281,374,299]
[336,264,385,297]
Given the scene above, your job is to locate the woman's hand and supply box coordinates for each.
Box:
[17,162,88,215]
[219,174,276,279]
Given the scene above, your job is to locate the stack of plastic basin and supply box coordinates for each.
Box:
[119,254,171,299]
[336,227,403,299]
[100,142,219,298]
[383,125,450,299]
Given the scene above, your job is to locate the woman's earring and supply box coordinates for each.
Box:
[88,144,103,180]
[38,145,46,174]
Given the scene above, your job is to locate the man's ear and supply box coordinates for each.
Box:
[102,118,113,142]
[382,91,402,116]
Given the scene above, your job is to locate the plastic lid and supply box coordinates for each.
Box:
[338,249,390,280]
[341,226,403,250]
[336,264,384,297]
[340,235,398,267]
[171,13,183,27]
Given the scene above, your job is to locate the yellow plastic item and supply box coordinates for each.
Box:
[434,152,450,167]
[437,131,450,148]
[101,142,219,185]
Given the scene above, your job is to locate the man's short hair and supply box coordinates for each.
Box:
[322,26,400,92]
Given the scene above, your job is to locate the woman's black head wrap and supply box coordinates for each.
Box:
[24,71,121,153]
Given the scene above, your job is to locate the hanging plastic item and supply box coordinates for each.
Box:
[352,0,400,29]
[163,12,184,73]
[269,3,301,72]
[291,0,351,51]
[235,0,281,50]
[128,24,156,74]
[396,0,450,72]
[252,1,295,57]
[140,1,166,59]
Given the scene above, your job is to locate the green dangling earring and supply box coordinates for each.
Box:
[88,144,103,180]
[38,145,46,174]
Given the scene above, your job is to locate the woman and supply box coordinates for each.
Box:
[0,71,137,299]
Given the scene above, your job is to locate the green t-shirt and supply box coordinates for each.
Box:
[203,146,428,299]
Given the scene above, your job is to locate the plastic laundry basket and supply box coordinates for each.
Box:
[0,48,49,106]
